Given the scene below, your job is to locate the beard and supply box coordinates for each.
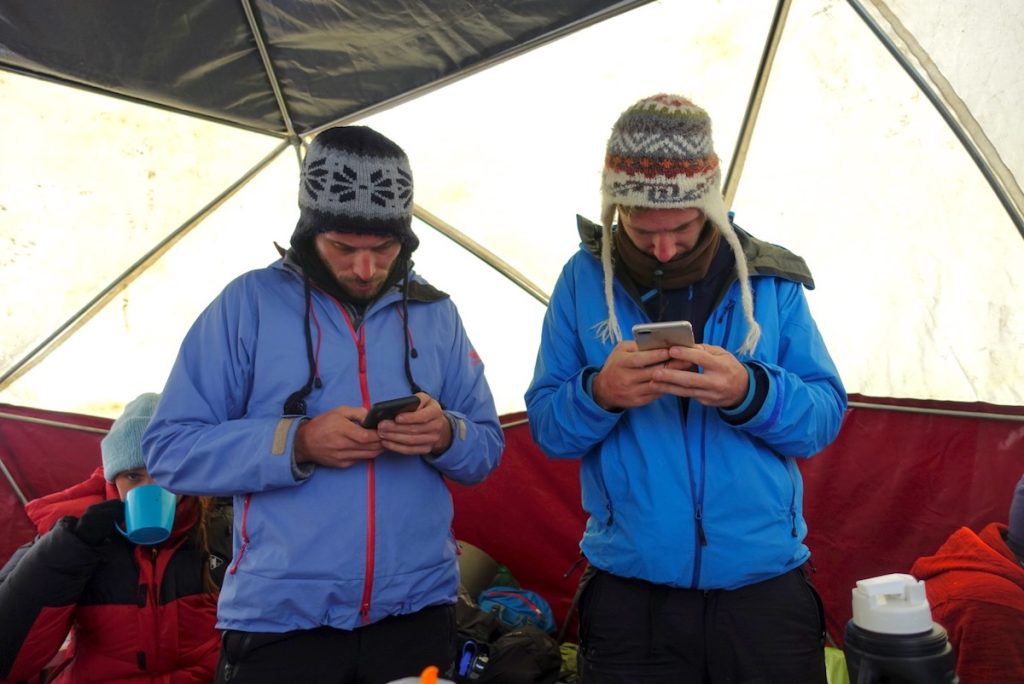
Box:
[289,236,411,309]
[336,276,388,304]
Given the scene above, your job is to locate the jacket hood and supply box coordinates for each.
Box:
[911,523,1024,590]
[24,467,114,534]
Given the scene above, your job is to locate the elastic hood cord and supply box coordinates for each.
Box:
[401,258,423,395]
[282,274,320,416]
[284,247,422,412]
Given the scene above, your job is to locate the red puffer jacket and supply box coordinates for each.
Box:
[0,468,224,683]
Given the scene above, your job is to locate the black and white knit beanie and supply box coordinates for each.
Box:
[598,94,760,354]
[292,126,418,251]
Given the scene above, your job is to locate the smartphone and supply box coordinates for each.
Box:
[362,395,421,428]
[632,321,696,351]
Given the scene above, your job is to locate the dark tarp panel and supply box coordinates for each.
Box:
[0,0,635,134]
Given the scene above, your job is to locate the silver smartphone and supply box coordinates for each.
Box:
[632,321,695,350]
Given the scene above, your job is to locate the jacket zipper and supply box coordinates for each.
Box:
[337,304,376,624]
[482,590,547,623]
[228,494,252,575]
[784,456,799,537]
[689,297,737,586]
[147,548,159,672]
[690,407,709,587]
[138,538,182,673]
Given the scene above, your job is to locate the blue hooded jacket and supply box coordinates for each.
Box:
[143,256,503,631]
[525,219,846,590]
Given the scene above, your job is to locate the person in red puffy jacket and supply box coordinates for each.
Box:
[0,393,231,683]
[910,474,1024,684]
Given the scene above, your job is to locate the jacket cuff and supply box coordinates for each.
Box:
[719,362,769,425]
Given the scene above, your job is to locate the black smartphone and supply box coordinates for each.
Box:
[362,395,421,428]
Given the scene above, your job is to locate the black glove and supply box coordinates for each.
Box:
[73,499,125,546]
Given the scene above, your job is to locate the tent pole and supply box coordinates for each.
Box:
[1,402,1019,434]
[848,0,1024,240]
[413,205,550,305]
[0,456,28,506]
[848,401,1024,423]
[0,411,108,434]
[0,141,291,391]
[240,0,298,140]
[500,404,1024,425]
[723,0,792,209]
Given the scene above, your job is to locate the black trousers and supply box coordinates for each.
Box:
[577,567,826,684]
[215,604,456,684]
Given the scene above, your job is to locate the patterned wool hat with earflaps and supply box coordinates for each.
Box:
[598,93,760,354]
[292,125,418,251]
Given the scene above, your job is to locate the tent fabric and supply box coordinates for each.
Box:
[801,397,1024,642]
[0,0,631,135]
[0,405,109,564]
[4,399,1022,648]
[1,0,1023,417]
[1,0,1022,649]
[1,0,1023,667]
[453,400,1024,644]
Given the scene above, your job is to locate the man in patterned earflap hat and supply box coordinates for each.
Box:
[143,126,504,683]
[526,94,848,683]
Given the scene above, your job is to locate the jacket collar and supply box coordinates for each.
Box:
[575,214,815,288]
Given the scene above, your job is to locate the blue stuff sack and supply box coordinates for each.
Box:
[477,586,557,634]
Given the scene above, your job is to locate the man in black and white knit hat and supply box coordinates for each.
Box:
[290,125,418,309]
[143,125,503,683]
[293,126,418,248]
[526,94,847,683]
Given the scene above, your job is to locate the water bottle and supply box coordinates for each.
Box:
[844,573,959,684]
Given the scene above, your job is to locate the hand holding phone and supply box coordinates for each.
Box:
[632,321,695,351]
[362,395,421,429]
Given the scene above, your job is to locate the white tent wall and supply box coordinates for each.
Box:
[0,78,294,415]
[734,1,1024,404]
[877,0,1024,211]
[1,0,1022,418]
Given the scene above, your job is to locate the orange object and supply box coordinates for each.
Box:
[420,665,439,684]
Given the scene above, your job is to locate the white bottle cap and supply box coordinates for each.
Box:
[851,573,933,634]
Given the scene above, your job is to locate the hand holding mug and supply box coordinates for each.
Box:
[73,499,125,546]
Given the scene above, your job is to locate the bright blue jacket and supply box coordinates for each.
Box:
[525,220,846,590]
[143,257,503,631]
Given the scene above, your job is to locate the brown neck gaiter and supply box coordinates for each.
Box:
[614,221,721,290]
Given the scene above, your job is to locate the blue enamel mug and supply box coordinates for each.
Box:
[117,483,176,545]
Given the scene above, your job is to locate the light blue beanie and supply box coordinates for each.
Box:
[101,392,160,482]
